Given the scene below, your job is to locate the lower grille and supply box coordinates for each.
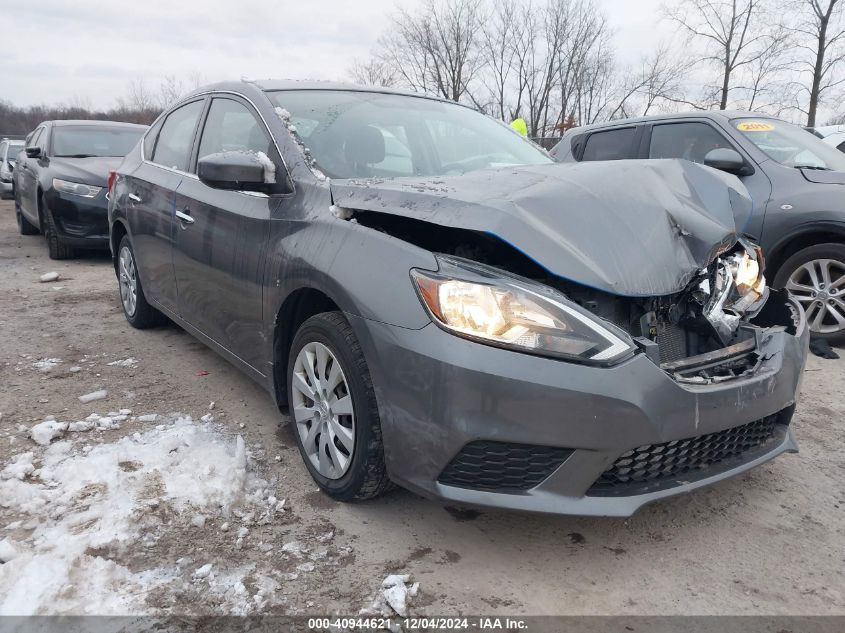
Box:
[588,412,787,496]
[438,441,573,493]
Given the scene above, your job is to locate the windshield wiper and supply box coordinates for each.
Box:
[794,165,831,170]
[56,154,97,158]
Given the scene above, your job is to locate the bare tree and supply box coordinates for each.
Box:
[349,58,397,87]
[376,0,484,102]
[786,0,845,125]
[665,0,774,109]
[479,0,521,120]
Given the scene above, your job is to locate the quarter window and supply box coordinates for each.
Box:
[197,98,272,159]
[581,128,636,161]
[649,122,734,164]
[152,100,204,172]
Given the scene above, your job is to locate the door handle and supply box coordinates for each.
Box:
[128,193,142,203]
[175,209,195,225]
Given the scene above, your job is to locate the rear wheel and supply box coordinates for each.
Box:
[287,311,392,501]
[117,236,168,329]
[16,202,39,235]
[42,196,75,260]
[774,243,845,345]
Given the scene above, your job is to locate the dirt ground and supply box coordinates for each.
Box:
[1,198,843,616]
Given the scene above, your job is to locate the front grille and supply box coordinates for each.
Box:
[588,412,787,496]
[438,441,573,493]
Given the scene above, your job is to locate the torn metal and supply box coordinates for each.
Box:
[330,159,752,297]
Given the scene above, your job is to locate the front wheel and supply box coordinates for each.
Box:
[287,311,392,501]
[774,243,845,345]
[16,202,39,235]
[42,197,75,260]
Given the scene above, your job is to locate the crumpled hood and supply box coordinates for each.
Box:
[330,160,752,297]
[49,156,123,186]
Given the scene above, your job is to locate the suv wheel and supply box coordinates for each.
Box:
[16,202,39,235]
[774,243,845,344]
[117,236,168,328]
[287,312,392,501]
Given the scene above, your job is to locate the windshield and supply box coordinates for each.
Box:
[733,118,845,171]
[51,126,144,158]
[266,90,551,179]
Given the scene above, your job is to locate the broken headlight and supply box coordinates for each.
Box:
[411,257,635,364]
[702,239,769,345]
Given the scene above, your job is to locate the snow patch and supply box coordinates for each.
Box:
[30,420,68,446]
[255,151,276,184]
[0,415,254,615]
[107,358,138,368]
[33,358,61,372]
[78,389,107,403]
[39,272,60,283]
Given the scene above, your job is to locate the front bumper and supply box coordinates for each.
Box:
[43,189,110,249]
[350,296,809,517]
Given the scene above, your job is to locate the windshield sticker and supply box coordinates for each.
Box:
[737,121,775,132]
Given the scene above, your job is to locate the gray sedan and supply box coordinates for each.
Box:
[108,81,808,516]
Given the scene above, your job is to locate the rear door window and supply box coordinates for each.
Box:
[649,122,735,164]
[581,128,636,161]
[152,100,204,172]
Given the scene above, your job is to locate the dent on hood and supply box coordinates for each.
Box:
[329,160,752,297]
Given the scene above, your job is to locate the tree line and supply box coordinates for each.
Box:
[0,75,203,137]
[350,0,845,136]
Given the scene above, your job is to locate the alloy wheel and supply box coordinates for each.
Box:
[118,245,138,317]
[785,258,845,334]
[291,341,355,479]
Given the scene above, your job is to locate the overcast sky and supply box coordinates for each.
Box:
[0,0,670,109]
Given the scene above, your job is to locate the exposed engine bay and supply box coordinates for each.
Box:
[351,210,802,384]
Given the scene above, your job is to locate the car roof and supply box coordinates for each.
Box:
[45,119,148,129]
[563,110,778,135]
[185,78,457,106]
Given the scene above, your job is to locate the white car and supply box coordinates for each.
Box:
[0,138,24,199]
[809,125,845,153]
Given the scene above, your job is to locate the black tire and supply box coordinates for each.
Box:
[16,202,39,235]
[117,235,168,329]
[773,242,845,345]
[41,196,75,260]
[287,311,393,501]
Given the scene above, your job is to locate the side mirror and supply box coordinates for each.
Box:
[197,151,273,192]
[704,148,751,176]
[25,147,41,159]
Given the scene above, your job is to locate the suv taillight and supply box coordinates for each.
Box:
[107,169,117,194]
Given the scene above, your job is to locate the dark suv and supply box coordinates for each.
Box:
[552,112,845,343]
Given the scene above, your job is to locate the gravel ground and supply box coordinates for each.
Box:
[0,199,843,616]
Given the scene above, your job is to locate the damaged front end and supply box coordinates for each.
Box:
[555,239,803,384]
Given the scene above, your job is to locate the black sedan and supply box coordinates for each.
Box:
[15,120,146,259]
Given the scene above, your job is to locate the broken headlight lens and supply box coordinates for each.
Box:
[411,260,635,364]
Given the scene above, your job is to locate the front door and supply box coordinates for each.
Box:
[171,95,278,371]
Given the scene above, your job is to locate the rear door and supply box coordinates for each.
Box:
[125,98,206,314]
[171,95,276,370]
[577,126,641,161]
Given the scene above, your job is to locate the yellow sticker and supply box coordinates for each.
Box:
[737,121,775,132]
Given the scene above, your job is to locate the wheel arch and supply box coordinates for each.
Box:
[272,286,342,408]
[765,222,845,282]
[110,218,129,274]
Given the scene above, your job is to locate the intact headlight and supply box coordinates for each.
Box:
[53,178,102,198]
[411,256,635,364]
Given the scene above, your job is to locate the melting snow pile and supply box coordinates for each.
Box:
[32,358,61,372]
[361,574,420,618]
[0,415,254,615]
[107,358,138,368]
